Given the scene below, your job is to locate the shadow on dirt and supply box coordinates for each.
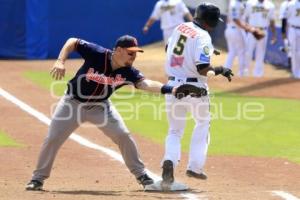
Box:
[51,190,122,196]
[226,78,300,94]
[50,189,205,199]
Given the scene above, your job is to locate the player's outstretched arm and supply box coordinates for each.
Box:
[50,38,77,80]
[135,79,207,99]
[135,79,173,94]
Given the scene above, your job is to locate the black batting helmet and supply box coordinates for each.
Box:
[194,3,223,28]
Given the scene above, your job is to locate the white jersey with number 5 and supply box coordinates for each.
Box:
[165,22,214,81]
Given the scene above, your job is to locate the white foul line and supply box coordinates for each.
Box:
[0,87,200,200]
[272,191,300,200]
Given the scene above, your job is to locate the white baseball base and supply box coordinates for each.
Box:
[144,180,189,192]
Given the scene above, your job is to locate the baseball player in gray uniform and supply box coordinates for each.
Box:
[25,35,204,191]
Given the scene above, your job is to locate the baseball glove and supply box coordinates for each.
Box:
[175,84,207,99]
[214,66,234,82]
[252,28,265,40]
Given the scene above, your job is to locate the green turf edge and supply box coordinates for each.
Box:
[23,70,300,164]
[0,130,23,147]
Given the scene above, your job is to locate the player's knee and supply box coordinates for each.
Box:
[194,117,210,125]
[168,128,184,137]
[110,131,132,144]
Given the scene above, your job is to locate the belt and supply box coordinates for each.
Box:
[291,25,300,29]
[168,76,198,82]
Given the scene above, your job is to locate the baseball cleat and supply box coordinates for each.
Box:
[137,173,154,187]
[186,170,208,180]
[161,160,174,190]
[25,180,43,191]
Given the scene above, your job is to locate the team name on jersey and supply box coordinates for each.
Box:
[252,6,269,13]
[86,68,125,86]
[161,5,175,11]
[177,24,197,38]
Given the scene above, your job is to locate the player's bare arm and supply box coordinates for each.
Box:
[135,79,206,99]
[135,79,176,95]
[270,19,277,44]
[233,19,254,33]
[143,18,156,34]
[50,38,78,80]
[184,12,193,22]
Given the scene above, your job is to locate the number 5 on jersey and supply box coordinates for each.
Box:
[173,35,187,55]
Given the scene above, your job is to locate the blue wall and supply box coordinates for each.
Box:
[0,0,26,59]
[0,0,289,68]
[47,0,161,58]
[0,0,161,59]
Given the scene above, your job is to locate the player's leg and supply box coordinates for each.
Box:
[162,94,188,167]
[289,28,300,78]
[288,28,296,77]
[224,27,237,69]
[295,31,300,78]
[163,27,175,45]
[87,100,152,186]
[244,33,257,76]
[253,31,268,77]
[161,94,188,184]
[238,30,247,74]
[186,96,210,179]
[27,95,82,189]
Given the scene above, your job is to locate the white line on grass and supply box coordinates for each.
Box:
[0,88,201,200]
[272,191,300,200]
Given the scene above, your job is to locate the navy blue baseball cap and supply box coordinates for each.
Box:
[115,35,144,53]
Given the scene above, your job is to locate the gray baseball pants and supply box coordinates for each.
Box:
[31,94,146,182]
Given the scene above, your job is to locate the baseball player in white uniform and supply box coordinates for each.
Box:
[284,0,300,78]
[160,3,234,186]
[244,0,277,77]
[280,0,292,68]
[143,0,193,44]
[225,0,262,76]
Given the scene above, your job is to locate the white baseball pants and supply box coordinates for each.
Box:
[31,94,146,182]
[162,78,210,174]
[224,26,247,76]
[288,26,300,79]
[163,26,177,44]
[245,29,268,77]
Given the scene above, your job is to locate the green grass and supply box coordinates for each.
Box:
[24,70,300,164]
[0,130,23,147]
[24,71,72,96]
[111,90,300,164]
